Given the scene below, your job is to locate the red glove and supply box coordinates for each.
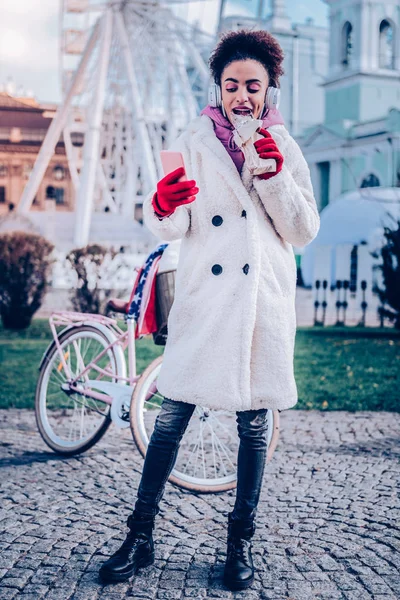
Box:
[254,128,284,180]
[152,167,198,218]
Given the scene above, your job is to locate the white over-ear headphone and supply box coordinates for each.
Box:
[208,82,281,117]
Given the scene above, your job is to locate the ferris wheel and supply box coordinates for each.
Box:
[19,0,214,246]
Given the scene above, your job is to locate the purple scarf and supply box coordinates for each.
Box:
[200,104,285,173]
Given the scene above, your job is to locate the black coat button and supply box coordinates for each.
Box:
[212,264,223,276]
[212,215,223,227]
[241,210,247,218]
[242,264,249,275]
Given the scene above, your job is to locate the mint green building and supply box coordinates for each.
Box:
[300,0,400,210]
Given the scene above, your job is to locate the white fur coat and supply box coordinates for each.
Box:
[143,115,320,412]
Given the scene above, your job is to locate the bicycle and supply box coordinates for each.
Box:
[35,273,280,493]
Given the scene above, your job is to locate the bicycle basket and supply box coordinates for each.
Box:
[153,270,176,345]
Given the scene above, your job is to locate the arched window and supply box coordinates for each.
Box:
[341,22,353,68]
[53,165,65,181]
[360,173,380,188]
[46,185,56,200]
[379,20,395,69]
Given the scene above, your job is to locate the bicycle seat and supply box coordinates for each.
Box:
[106,298,130,314]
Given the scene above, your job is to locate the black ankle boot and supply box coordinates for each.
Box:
[223,511,256,591]
[99,511,155,583]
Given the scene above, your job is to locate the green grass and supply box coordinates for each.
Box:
[0,319,163,410]
[0,320,399,411]
[295,327,400,412]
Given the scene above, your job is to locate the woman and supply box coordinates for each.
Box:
[99,29,320,591]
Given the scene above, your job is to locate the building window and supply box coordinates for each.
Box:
[53,165,65,181]
[379,20,395,69]
[341,22,353,68]
[46,185,56,200]
[55,188,65,205]
[317,161,330,209]
[360,173,380,188]
[46,185,65,205]
[0,187,6,203]
[0,165,8,178]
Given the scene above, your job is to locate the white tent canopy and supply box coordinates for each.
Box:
[301,187,400,286]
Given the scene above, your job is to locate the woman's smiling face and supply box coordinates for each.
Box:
[220,59,269,124]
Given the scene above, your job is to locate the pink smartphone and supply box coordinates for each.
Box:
[160,150,187,182]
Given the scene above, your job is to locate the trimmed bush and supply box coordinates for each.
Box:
[66,244,120,314]
[0,231,54,330]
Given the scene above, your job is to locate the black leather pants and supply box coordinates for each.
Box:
[134,397,269,521]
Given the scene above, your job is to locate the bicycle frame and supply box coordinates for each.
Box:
[41,310,280,480]
[48,310,140,406]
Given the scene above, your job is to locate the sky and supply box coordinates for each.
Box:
[0,0,328,104]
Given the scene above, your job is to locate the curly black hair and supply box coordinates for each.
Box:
[209,29,284,88]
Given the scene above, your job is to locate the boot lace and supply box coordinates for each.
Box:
[112,531,136,555]
[227,538,252,568]
[113,528,149,557]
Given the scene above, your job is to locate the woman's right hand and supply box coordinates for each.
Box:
[152,167,199,218]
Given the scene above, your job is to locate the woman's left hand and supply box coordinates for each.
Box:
[254,128,284,180]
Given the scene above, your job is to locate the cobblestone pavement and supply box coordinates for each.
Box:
[0,409,399,600]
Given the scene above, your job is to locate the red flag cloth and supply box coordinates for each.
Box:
[136,271,158,338]
[135,255,162,338]
[126,246,168,338]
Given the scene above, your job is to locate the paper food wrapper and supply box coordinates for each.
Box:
[232,115,276,176]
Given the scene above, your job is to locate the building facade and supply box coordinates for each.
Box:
[299,0,400,210]
[0,93,75,215]
[220,1,330,137]
[0,91,153,252]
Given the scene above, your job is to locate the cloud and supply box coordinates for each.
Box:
[0,0,328,103]
[0,0,60,99]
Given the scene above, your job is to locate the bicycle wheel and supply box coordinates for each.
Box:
[130,355,279,493]
[35,325,119,456]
